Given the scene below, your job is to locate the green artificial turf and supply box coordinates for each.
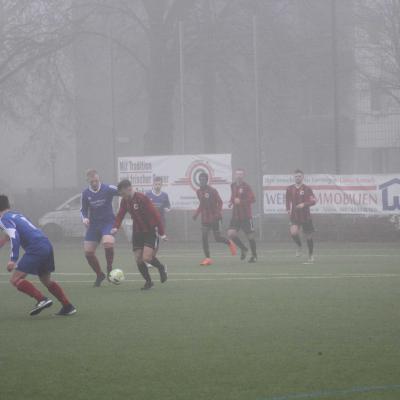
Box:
[0,241,399,400]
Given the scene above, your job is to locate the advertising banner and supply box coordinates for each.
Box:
[263,174,400,215]
[118,154,232,210]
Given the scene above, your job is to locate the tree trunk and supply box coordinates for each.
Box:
[143,2,176,155]
[201,0,216,153]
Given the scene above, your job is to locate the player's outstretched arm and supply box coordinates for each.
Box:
[165,194,171,212]
[285,187,292,214]
[304,187,317,207]
[80,193,90,226]
[193,190,202,220]
[215,189,224,212]
[113,199,128,232]
[0,219,21,265]
[109,184,119,197]
[247,186,256,204]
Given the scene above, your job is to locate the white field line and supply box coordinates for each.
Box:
[1,273,400,284]
[1,272,400,277]
[143,253,399,258]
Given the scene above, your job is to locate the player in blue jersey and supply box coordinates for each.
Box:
[145,176,171,267]
[0,195,76,316]
[81,169,119,287]
[145,176,171,227]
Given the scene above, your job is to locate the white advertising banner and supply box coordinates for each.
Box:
[118,154,232,210]
[263,174,400,215]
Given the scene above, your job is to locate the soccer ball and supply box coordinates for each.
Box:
[109,269,125,285]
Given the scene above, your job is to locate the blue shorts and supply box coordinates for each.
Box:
[85,221,114,243]
[17,240,55,276]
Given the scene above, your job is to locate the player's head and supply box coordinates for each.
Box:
[153,176,163,193]
[294,169,304,185]
[0,195,10,214]
[199,172,208,188]
[117,179,133,199]
[86,169,100,191]
[234,169,245,183]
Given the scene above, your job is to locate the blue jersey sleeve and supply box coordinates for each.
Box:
[80,192,89,220]
[108,185,119,196]
[0,217,20,261]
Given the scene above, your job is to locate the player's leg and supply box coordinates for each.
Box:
[10,270,47,303]
[134,247,153,290]
[228,223,248,260]
[143,236,168,284]
[39,271,76,316]
[290,224,302,256]
[201,224,212,265]
[84,232,106,287]
[243,219,257,262]
[303,220,315,263]
[212,220,237,256]
[102,235,115,277]
[11,255,52,316]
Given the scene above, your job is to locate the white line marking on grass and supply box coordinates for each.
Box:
[1,274,400,284]
[158,253,400,258]
[1,272,400,277]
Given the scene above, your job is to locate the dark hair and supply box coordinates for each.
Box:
[0,195,10,212]
[199,172,209,182]
[117,179,132,191]
[153,176,163,183]
[294,169,304,175]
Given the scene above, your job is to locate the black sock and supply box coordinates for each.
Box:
[137,262,151,283]
[291,234,302,248]
[307,239,314,256]
[150,257,165,271]
[249,238,257,257]
[231,237,247,252]
[202,232,210,258]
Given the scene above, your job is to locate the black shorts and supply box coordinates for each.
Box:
[229,218,254,234]
[132,230,159,251]
[202,220,222,233]
[291,219,315,234]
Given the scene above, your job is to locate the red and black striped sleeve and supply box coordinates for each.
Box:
[113,198,128,229]
[246,184,255,204]
[304,186,316,207]
[286,186,292,212]
[230,183,235,204]
[193,189,202,218]
[214,188,223,212]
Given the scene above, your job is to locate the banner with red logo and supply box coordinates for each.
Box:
[118,154,232,210]
[263,174,400,215]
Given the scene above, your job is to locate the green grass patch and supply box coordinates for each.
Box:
[0,242,399,400]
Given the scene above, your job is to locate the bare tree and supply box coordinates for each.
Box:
[0,0,85,180]
[74,0,197,155]
[356,0,400,107]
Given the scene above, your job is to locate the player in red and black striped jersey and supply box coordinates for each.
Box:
[227,169,258,263]
[286,169,316,264]
[192,172,237,266]
[111,180,168,290]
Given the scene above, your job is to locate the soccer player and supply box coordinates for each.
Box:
[81,169,119,287]
[286,169,316,263]
[0,195,76,316]
[192,172,236,266]
[227,169,258,263]
[145,176,171,228]
[111,180,168,290]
